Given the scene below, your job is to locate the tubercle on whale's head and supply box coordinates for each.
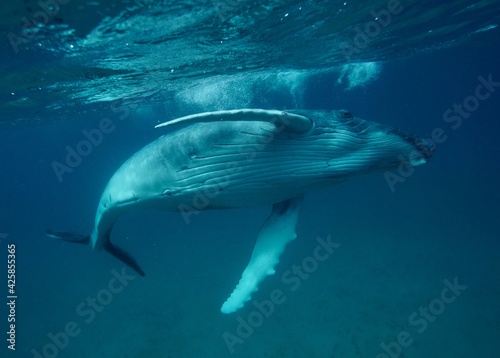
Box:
[410,137,435,164]
[390,129,436,166]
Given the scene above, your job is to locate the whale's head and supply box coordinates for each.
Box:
[291,109,435,177]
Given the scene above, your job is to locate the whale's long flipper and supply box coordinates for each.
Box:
[155,109,313,132]
[221,198,302,314]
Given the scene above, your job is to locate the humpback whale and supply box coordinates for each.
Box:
[47,109,434,313]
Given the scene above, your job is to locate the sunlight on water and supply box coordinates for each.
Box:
[1,0,497,126]
[337,62,382,90]
[176,75,254,111]
[176,70,309,111]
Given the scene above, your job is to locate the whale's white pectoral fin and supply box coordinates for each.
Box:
[221,198,302,314]
[155,109,312,132]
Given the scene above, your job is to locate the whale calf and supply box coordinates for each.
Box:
[47,109,434,313]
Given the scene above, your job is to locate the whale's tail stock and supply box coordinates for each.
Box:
[45,229,146,277]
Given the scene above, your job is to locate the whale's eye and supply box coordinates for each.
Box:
[340,110,354,119]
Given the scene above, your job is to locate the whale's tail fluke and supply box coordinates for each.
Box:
[104,240,146,277]
[45,229,146,277]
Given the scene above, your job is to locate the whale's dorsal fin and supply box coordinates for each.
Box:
[155,109,312,132]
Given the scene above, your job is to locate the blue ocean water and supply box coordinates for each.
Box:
[1,0,500,357]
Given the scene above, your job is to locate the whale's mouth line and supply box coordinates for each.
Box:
[413,138,435,161]
[389,129,436,163]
